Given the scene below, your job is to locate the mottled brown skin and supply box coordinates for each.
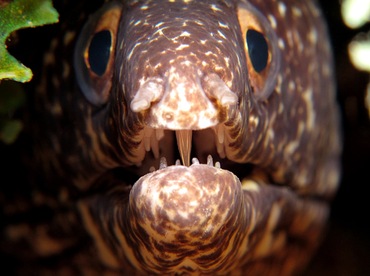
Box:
[0,0,341,275]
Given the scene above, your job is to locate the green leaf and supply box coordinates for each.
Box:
[0,0,59,82]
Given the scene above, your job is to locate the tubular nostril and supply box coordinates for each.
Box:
[203,74,238,106]
[130,77,164,112]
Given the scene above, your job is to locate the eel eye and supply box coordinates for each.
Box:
[246,29,268,73]
[237,1,281,100]
[88,30,112,76]
[74,2,122,106]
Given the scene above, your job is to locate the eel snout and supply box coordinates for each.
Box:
[127,161,247,273]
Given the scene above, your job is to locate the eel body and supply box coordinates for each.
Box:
[1,0,341,275]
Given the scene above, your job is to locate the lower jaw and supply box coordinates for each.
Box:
[85,131,326,274]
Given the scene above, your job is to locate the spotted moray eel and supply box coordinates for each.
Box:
[1,0,341,275]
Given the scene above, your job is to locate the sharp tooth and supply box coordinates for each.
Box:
[207,155,214,166]
[214,126,225,158]
[151,133,160,158]
[175,130,192,166]
[156,129,165,140]
[144,127,153,152]
[192,157,200,165]
[159,157,167,169]
[217,125,224,144]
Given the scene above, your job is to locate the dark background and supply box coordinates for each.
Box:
[1,0,369,274]
[306,1,370,275]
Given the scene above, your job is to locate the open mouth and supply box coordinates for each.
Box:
[141,125,228,167]
[129,124,253,185]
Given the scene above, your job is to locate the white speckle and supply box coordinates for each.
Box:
[133,20,142,26]
[140,5,148,10]
[176,44,189,50]
[214,65,224,71]
[278,2,287,16]
[194,20,204,26]
[302,89,315,130]
[292,6,302,17]
[210,4,222,12]
[217,30,227,39]
[278,102,284,114]
[268,14,277,29]
[278,38,285,50]
[218,21,229,28]
[286,30,294,47]
[249,115,259,128]
[181,60,192,66]
[288,81,296,91]
[155,22,165,28]
[285,140,299,155]
[241,179,260,192]
[297,121,305,137]
[308,28,318,45]
[127,42,142,60]
[267,128,275,140]
[224,57,230,67]
[179,31,191,37]
[275,74,283,94]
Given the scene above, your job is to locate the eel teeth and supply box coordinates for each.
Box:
[159,157,168,169]
[143,127,163,159]
[206,155,221,168]
[151,155,220,172]
[214,125,226,158]
[144,127,153,152]
[176,130,192,166]
[191,156,221,168]
[207,155,213,166]
[191,157,200,165]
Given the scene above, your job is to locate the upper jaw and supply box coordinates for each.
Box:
[128,68,238,167]
[130,69,238,129]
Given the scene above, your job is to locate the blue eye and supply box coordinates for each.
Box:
[246,29,268,73]
[88,30,112,76]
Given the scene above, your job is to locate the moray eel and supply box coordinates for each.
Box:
[1,0,341,275]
